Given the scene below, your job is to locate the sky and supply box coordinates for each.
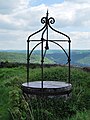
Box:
[0,0,90,50]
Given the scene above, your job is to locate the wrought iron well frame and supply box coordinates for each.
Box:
[27,10,71,92]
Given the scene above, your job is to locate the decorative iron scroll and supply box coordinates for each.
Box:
[27,10,71,89]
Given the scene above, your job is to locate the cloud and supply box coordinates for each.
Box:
[0,0,90,50]
[0,0,28,14]
[0,3,47,31]
[49,1,90,29]
[29,0,63,6]
[12,4,47,31]
[70,32,90,50]
[0,29,28,50]
[0,0,19,14]
[65,0,90,3]
[0,0,90,31]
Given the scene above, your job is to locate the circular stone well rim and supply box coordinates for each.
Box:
[22,81,72,96]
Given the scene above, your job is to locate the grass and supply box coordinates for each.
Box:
[0,66,90,120]
[0,67,26,120]
[68,110,90,120]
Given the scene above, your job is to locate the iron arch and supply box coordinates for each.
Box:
[29,40,69,61]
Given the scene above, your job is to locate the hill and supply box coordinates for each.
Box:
[0,50,90,67]
[0,51,54,64]
[71,50,90,67]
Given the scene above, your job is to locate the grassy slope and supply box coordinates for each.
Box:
[0,52,26,63]
[0,66,90,120]
[0,52,54,64]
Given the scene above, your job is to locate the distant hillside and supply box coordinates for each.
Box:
[0,52,26,63]
[45,50,90,67]
[71,50,90,67]
[0,50,90,67]
[0,51,54,64]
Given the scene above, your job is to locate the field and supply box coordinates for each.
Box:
[0,65,90,120]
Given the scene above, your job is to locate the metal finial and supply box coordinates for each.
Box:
[46,9,49,17]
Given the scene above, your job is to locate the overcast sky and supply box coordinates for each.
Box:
[0,0,90,50]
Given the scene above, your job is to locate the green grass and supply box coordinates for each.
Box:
[0,66,90,120]
[68,110,90,120]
